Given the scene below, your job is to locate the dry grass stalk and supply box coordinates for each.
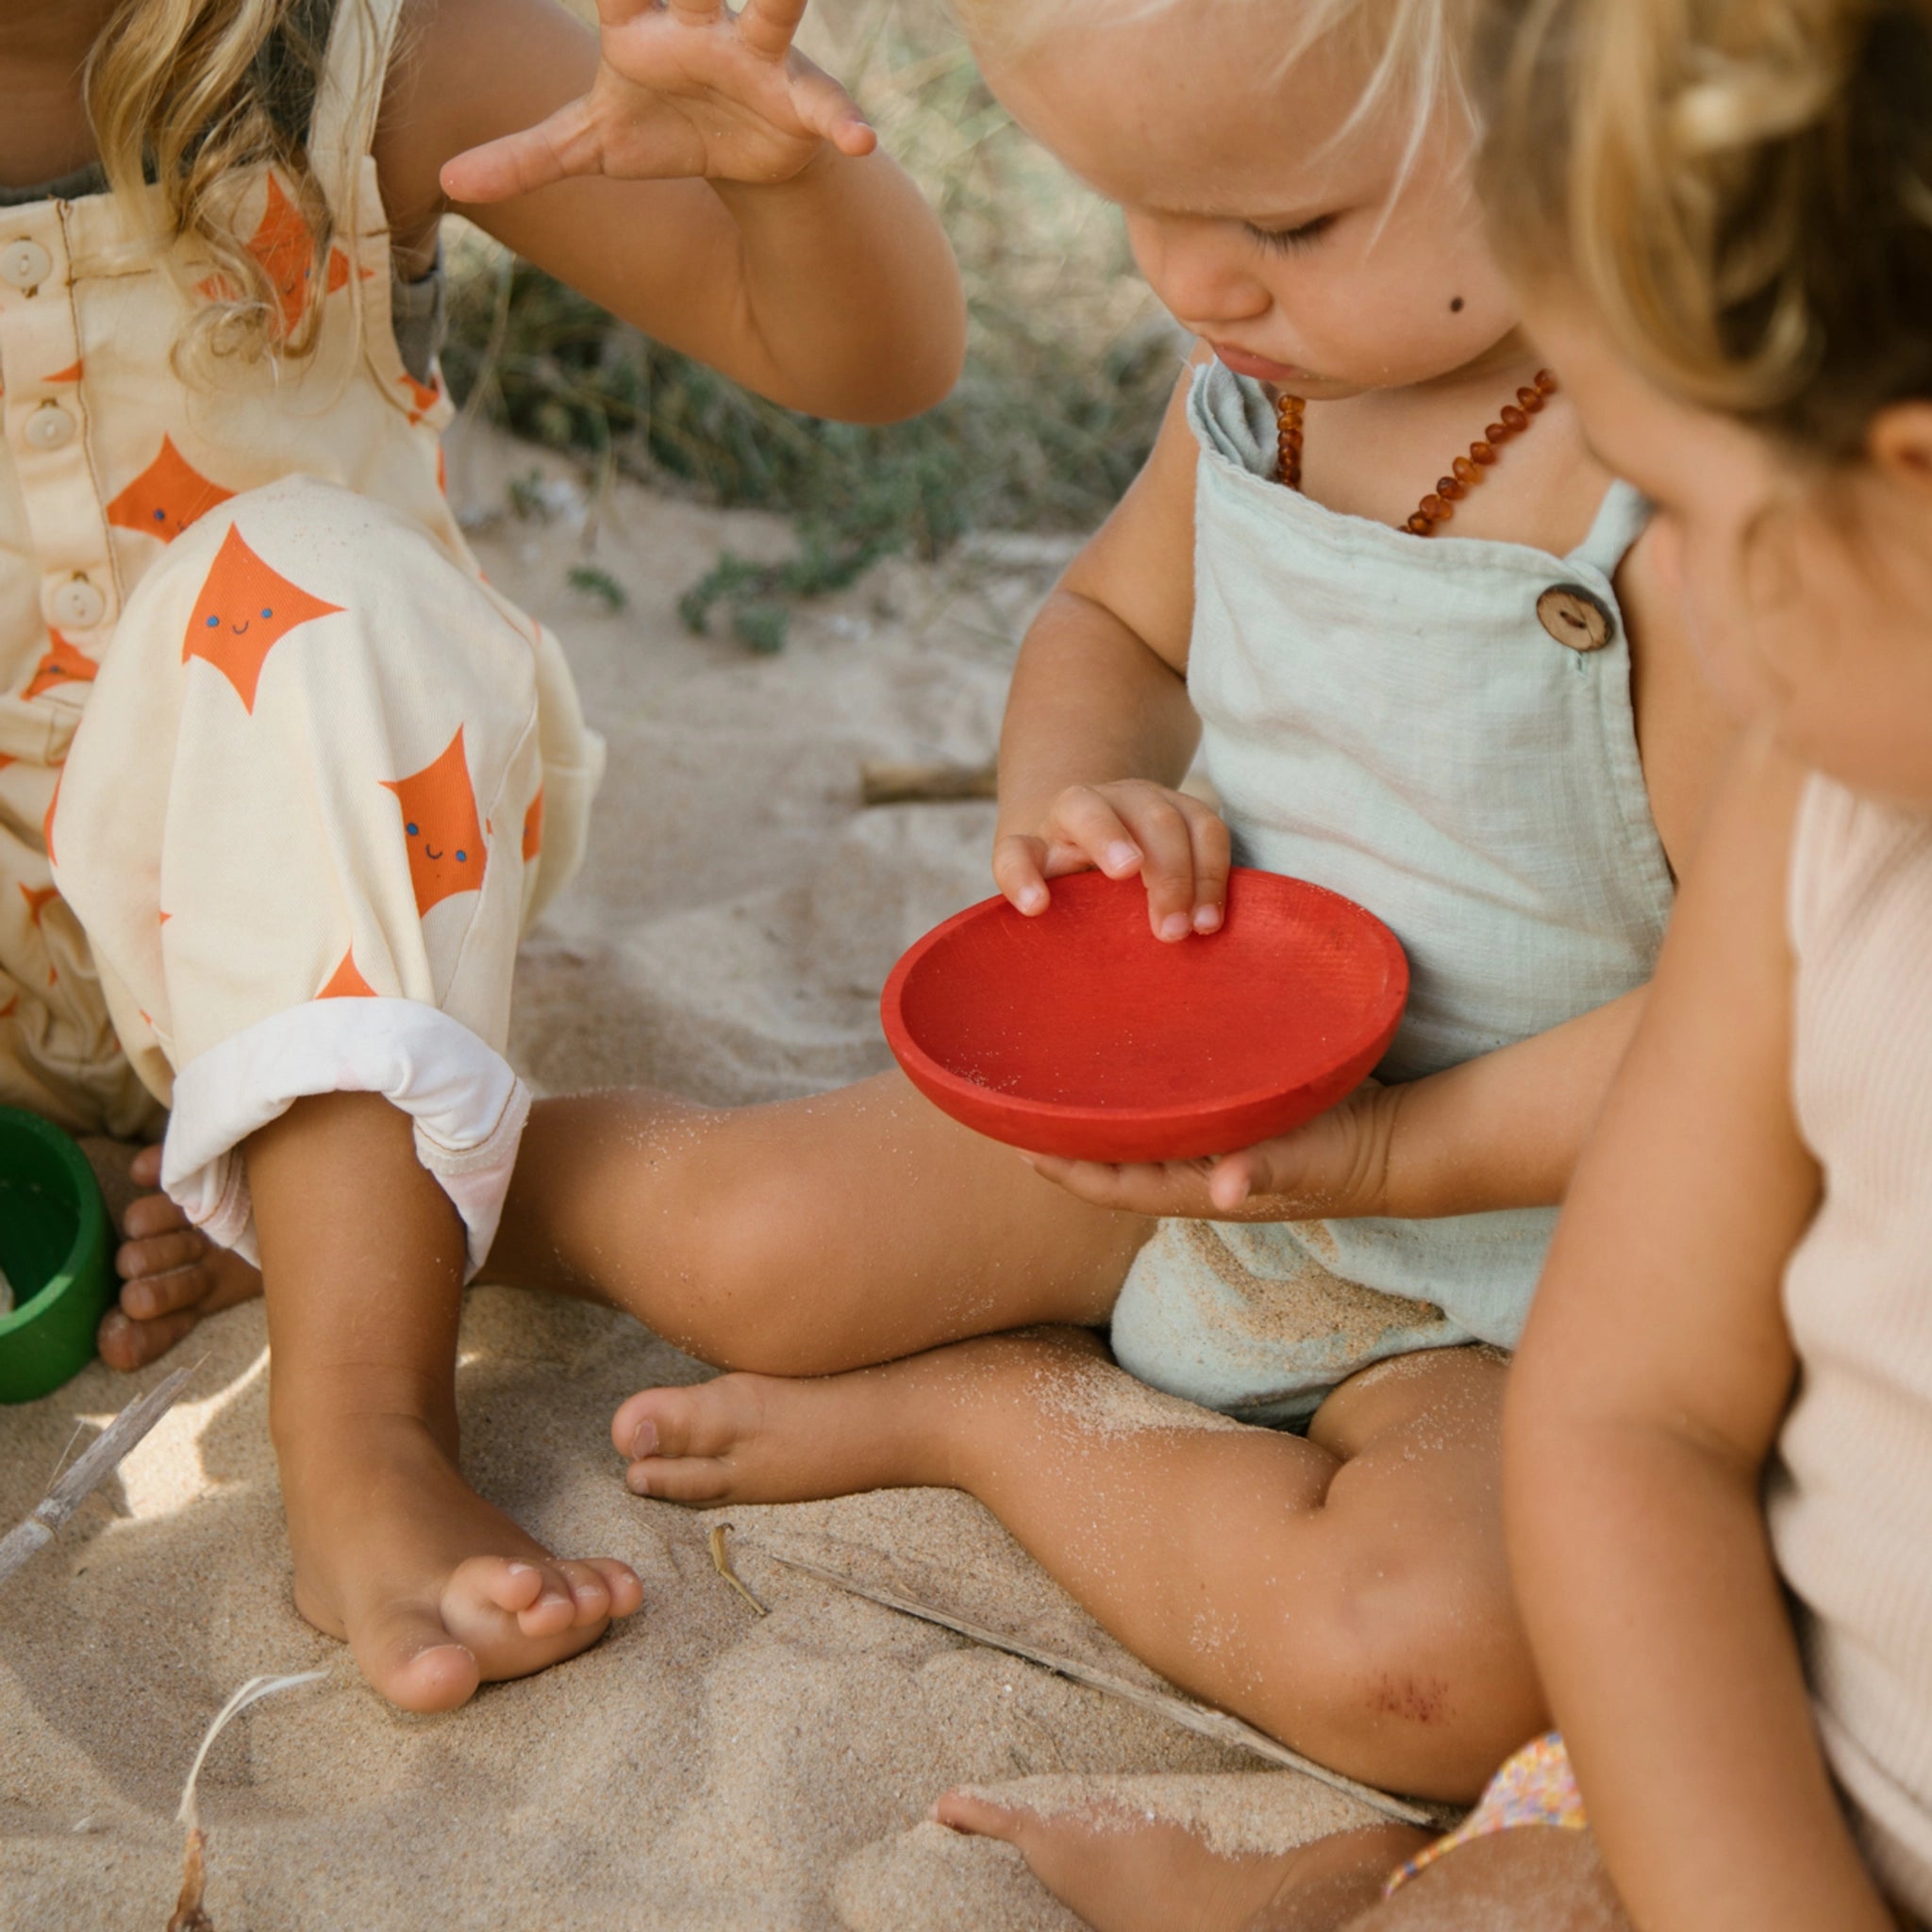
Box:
[859,759,999,807]
[761,1549,1441,1828]
[0,1363,196,1589]
[708,1524,768,1617]
[168,1670,328,1930]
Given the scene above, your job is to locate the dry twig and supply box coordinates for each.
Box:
[708,1524,768,1617]
[0,1364,196,1589]
[859,759,999,807]
[762,1549,1441,1828]
[168,1671,328,1930]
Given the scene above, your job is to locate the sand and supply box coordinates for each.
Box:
[0,431,1370,1930]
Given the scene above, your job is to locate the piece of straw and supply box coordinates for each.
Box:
[761,1549,1442,1829]
[169,1670,328,1930]
[708,1524,767,1617]
[0,1364,196,1589]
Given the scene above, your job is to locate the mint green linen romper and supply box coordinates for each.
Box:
[1108,360,1674,1426]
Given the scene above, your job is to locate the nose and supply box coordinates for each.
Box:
[1124,209,1271,332]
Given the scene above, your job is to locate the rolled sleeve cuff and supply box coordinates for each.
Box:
[162,998,529,1279]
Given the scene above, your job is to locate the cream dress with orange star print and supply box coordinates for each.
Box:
[0,0,601,1271]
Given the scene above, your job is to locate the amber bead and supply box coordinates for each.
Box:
[1534,369,1558,394]
[1437,477,1465,500]
[1452,456,1480,485]
[1486,423,1510,444]
[1518,386,1545,414]
[1471,441,1498,465]
[1406,512,1435,535]
[1501,405,1528,432]
[1421,493,1452,522]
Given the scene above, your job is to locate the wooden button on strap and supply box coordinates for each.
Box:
[1536,584,1614,653]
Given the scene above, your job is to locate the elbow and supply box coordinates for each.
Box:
[834,299,967,425]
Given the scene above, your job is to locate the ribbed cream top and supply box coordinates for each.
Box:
[1768,774,1932,1924]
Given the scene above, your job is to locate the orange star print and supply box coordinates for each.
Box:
[182,525,342,712]
[23,632,96,702]
[397,373,441,424]
[108,437,234,543]
[382,728,488,917]
[317,948,377,999]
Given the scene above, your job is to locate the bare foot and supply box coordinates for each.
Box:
[85,1141,264,1370]
[934,1791,1427,1932]
[608,1330,1090,1503]
[281,1406,644,1711]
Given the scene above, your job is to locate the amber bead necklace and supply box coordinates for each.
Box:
[1274,367,1559,536]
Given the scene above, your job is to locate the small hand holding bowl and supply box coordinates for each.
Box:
[882,867,1408,1165]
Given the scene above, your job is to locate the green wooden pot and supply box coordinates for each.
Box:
[0,1108,113,1404]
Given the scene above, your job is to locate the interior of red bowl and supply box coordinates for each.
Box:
[890,869,1405,1115]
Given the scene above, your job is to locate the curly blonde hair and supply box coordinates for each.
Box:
[86,0,357,370]
[1478,0,1932,458]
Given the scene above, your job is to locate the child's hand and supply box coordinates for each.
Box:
[1021,1083,1398,1223]
[440,0,877,207]
[994,781,1232,943]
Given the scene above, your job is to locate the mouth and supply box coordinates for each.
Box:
[425,845,444,860]
[1208,341,1314,386]
[230,621,250,634]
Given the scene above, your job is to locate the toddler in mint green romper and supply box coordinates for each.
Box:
[1108,359,1674,1427]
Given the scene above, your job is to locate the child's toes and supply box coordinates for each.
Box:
[611,1376,760,1462]
[934,1790,1035,1845]
[550,1558,617,1627]
[588,1558,645,1618]
[625,1452,734,1503]
[350,1600,482,1714]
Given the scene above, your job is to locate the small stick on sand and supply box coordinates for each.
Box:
[0,1363,197,1590]
[708,1524,768,1617]
[761,1550,1442,1829]
[169,1670,328,1930]
[859,759,999,808]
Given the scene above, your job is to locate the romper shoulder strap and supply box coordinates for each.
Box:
[1566,477,1651,579]
[308,0,409,231]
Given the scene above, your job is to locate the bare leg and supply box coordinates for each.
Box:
[251,1091,642,1711]
[488,1074,1153,1373]
[934,1791,1624,1932]
[611,1332,1541,1799]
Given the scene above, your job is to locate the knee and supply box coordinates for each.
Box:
[641,1161,859,1375]
[1263,1548,1532,1803]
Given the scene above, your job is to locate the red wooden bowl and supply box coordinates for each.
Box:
[881,867,1408,1163]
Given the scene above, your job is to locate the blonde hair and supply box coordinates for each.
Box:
[1479,0,1932,458]
[952,0,1478,162]
[85,0,346,370]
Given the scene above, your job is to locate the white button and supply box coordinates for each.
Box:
[48,577,106,629]
[24,404,75,452]
[0,240,52,291]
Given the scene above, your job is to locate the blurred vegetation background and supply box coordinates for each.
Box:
[443,0,1179,642]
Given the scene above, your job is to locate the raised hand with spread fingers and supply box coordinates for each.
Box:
[440,0,878,203]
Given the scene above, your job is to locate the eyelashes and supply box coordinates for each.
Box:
[1243,213,1338,256]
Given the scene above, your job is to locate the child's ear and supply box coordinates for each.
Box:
[1867,400,1932,498]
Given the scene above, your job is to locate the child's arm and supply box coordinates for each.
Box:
[1507,736,1894,1932]
[993,356,1226,941]
[376,0,964,424]
[1023,533,1733,1221]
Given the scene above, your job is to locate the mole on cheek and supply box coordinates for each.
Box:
[1450,296,1465,313]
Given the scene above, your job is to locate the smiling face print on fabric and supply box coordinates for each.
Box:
[108,438,236,543]
[382,728,489,918]
[23,631,97,702]
[181,525,343,712]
